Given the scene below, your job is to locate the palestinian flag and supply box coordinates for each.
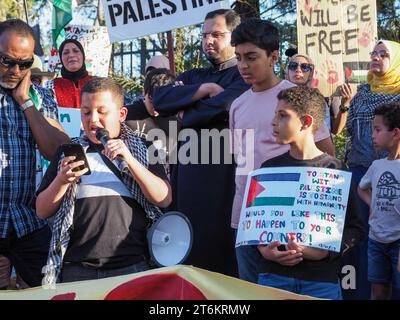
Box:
[246,173,300,208]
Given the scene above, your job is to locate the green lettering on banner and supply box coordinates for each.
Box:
[60,114,71,123]
[248,197,295,207]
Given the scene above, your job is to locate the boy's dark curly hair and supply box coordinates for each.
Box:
[374,102,400,131]
[277,87,326,133]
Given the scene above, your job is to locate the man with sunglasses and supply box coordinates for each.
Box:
[0,19,69,289]
[151,9,249,277]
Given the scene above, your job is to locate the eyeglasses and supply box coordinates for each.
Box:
[0,52,34,70]
[288,61,313,72]
[201,31,231,40]
[369,49,389,59]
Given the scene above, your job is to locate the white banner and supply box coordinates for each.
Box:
[102,0,230,43]
[236,167,352,253]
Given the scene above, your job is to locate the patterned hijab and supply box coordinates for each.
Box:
[367,40,400,95]
[285,54,315,88]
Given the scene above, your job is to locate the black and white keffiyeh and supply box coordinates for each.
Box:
[42,123,163,286]
[346,84,400,137]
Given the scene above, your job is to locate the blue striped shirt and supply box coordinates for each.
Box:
[0,84,58,238]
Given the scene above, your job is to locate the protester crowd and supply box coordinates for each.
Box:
[0,9,399,300]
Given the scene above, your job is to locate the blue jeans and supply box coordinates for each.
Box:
[340,166,370,300]
[258,273,342,300]
[235,244,262,283]
[61,260,151,283]
[368,238,400,299]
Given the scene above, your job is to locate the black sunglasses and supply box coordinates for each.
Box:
[288,61,313,72]
[0,53,34,70]
[369,49,389,59]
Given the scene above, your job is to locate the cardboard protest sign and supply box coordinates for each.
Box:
[102,0,230,43]
[236,167,352,253]
[296,0,377,96]
[49,25,112,77]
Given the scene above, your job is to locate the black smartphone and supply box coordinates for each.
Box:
[61,143,91,175]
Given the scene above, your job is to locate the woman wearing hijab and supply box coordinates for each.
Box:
[46,39,93,108]
[285,54,334,125]
[338,39,400,300]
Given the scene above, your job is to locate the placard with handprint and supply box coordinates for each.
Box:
[296,0,377,96]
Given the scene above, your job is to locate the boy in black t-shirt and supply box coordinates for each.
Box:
[36,78,172,284]
[256,86,365,299]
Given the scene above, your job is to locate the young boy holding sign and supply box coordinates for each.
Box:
[358,102,400,300]
[230,17,333,284]
[257,86,365,299]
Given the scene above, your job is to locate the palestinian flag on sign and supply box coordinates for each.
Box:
[246,173,300,208]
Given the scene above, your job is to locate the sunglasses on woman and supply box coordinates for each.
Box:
[0,52,34,70]
[288,61,313,72]
[369,50,389,59]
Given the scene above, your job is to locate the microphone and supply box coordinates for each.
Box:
[95,128,129,173]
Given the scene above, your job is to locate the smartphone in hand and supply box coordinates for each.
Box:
[61,143,91,175]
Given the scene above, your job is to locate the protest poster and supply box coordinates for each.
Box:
[236,167,352,253]
[49,25,112,77]
[101,0,230,43]
[64,25,112,77]
[296,0,378,96]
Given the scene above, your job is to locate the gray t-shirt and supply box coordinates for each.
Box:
[359,158,400,243]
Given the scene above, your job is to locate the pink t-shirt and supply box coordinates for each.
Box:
[229,80,331,228]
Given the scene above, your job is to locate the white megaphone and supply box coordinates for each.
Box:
[147,211,193,267]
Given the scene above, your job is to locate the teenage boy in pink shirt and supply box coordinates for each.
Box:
[229,18,334,283]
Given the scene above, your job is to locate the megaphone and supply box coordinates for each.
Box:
[147,211,193,267]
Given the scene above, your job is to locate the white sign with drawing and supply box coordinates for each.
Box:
[236,167,352,253]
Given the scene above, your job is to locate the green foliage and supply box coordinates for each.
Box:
[333,128,348,161]
[0,0,35,21]
[173,26,206,74]
[110,72,143,97]
[377,0,400,42]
